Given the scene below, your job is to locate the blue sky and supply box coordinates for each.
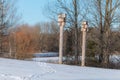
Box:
[17,0,52,25]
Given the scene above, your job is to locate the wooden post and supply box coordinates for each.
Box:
[58,13,66,64]
[81,21,88,66]
[59,25,64,64]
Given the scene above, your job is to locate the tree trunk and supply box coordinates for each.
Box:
[102,0,110,67]
[73,0,79,64]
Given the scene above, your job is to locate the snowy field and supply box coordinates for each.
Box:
[0,58,120,80]
[33,52,120,64]
[32,52,60,63]
[33,52,59,57]
[32,57,59,63]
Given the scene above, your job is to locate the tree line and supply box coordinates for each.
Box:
[46,0,120,68]
[7,21,120,68]
[8,22,59,59]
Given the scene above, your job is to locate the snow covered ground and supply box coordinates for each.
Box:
[33,52,59,57]
[32,57,65,63]
[0,58,120,80]
[109,55,120,64]
[32,57,59,63]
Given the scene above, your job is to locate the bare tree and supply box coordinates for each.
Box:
[46,0,89,64]
[89,0,120,67]
[35,22,59,52]
[0,0,20,57]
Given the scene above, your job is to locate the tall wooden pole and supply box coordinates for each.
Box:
[59,25,64,64]
[81,31,86,66]
[58,13,66,64]
[81,21,88,66]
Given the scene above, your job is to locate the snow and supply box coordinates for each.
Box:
[32,57,66,63]
[0,58,120,80]
[32,57,59,63]
[109,55,120,64]
[32,52,64,63]
[33,52,58,57]
[95,54,120,65]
